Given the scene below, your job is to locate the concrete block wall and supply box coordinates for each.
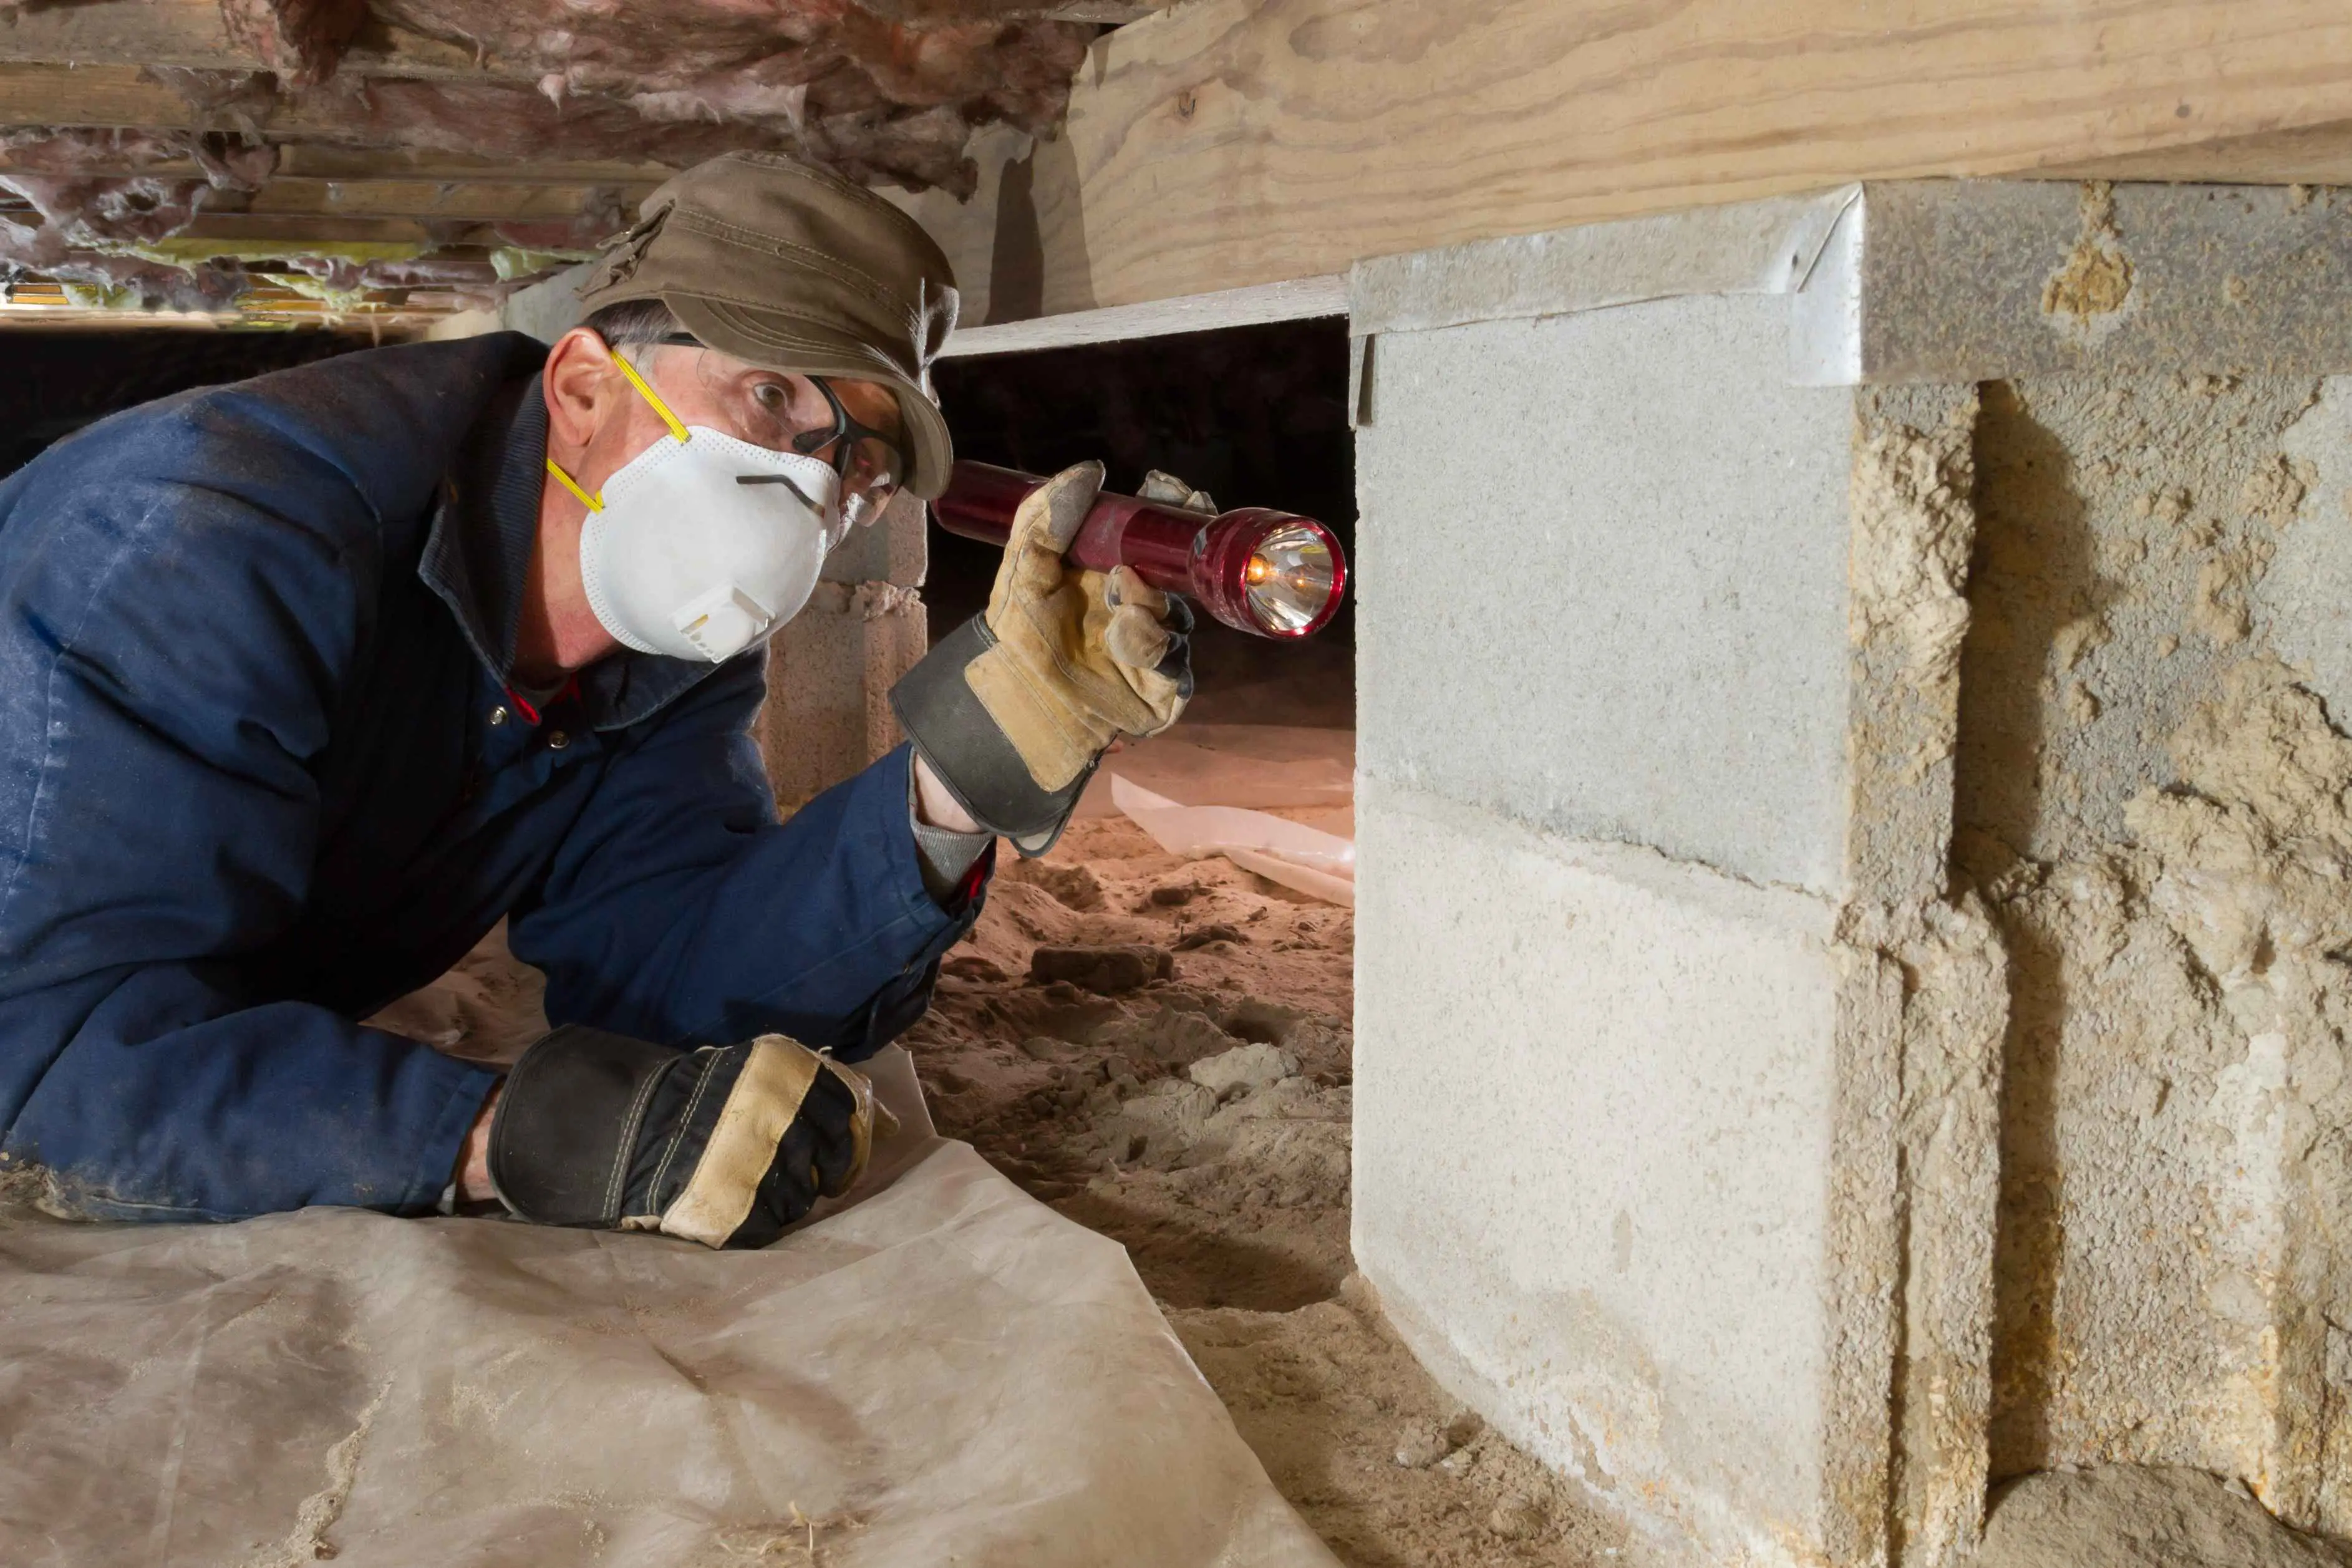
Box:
[1348,181,2352,1567]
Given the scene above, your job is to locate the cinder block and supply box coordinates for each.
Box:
[1356,294,1857,896]
[757,582,927,811]
[1353,778,1894,1564]
[1963,370,2352,1530]
[1350,181,2352,1566]
[753,490,929,811]
[821,488,929,590]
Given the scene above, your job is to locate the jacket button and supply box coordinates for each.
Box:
[546,730,571,750]
[488,705,509,727]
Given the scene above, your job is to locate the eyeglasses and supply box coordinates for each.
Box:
[791,375,907,533]
[659,334,908,536]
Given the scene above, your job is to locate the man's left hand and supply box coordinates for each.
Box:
[484,1025,888,1247]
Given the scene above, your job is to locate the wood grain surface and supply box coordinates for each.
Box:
[1011,0,2352,315]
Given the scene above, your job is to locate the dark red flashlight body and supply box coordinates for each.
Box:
[931,461,1348,640]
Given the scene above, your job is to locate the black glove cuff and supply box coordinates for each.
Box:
[488,1024,680,1226]
[889,614,1093,858]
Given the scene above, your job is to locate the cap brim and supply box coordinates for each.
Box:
[664,293,956,500]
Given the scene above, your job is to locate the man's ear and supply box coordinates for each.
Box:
[543,327,620,453]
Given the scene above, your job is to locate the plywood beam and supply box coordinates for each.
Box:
[892,0,2352,325]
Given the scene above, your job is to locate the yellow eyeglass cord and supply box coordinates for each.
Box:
[544,347,694,513]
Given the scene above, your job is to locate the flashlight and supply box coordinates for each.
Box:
[932,461,1348,640]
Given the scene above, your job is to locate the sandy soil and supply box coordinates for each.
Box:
[374,724,1620,1565]
[900,796,1622,1567]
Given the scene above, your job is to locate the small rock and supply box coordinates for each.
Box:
[1030,944,1176,994]
[1016,1037,1065,1062]
[1488,1493,1546,1540]
[1151,883,1197,907]
[940,953,1009,983]
[1188,1042,1300,1099]
[1008,860,1103,911]
[1392,1420,1451,1469]
[1174,923,1246,952]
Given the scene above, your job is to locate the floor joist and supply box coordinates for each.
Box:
[889,0,2352,325]
[0,1,500,80]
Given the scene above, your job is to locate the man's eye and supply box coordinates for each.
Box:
[753,382,786,411]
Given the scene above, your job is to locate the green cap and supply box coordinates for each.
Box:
[575,151,960,499]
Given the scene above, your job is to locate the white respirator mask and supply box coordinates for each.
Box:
[549,351,844,663]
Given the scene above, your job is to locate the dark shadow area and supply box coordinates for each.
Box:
[1957,380,2101,1478]
[0,329,370,480]
[931,318,1357,729]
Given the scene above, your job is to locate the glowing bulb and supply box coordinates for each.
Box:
[1239,523,1338,636]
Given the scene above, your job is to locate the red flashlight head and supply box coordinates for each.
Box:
[929,461,1348,639]
[1190,510,1349,639]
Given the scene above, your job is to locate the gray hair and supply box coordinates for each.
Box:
[582,298,685,357]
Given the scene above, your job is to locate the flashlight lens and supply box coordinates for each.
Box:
[1242,523,1338,635]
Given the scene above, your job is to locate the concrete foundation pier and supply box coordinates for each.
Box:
[753,489,929,810]
[1348,181,2352,1567]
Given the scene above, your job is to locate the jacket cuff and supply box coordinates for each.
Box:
[405,1055,505,1215]
[890,616,1091,856]
[906,749,994,903]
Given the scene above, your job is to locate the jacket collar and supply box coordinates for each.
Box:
[417,357,723,733]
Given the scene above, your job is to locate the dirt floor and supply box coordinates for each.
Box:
[894,728,1624,1568]
[375,722,1623,1564]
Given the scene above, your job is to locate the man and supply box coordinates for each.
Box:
[0,152,1189,1248]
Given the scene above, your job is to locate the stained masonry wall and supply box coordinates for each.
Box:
[1348,180,2352,1568]
[1959,372,2352,1532]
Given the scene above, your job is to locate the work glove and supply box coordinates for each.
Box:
[487,1025,889,1249]
[893,462,1198,854]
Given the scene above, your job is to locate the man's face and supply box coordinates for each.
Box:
[613,341,910,534]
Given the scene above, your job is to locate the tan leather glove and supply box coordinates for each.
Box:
[964,462,1191,793]
[891,462,1200,854]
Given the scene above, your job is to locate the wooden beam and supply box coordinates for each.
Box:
[891,0,2352,323]
[0,138,672,189]
[0,64,342,130]
[269,146,672,185]
[2050,117,2352,185]
[0,0,496,79]
[168,213,526,244]
[243,177,657,223]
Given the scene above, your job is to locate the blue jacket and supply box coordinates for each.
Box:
[0,333,981,1220]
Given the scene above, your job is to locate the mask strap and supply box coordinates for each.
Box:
[544,457,603,513]
[543,344,694,511]
[610,349,692,444]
